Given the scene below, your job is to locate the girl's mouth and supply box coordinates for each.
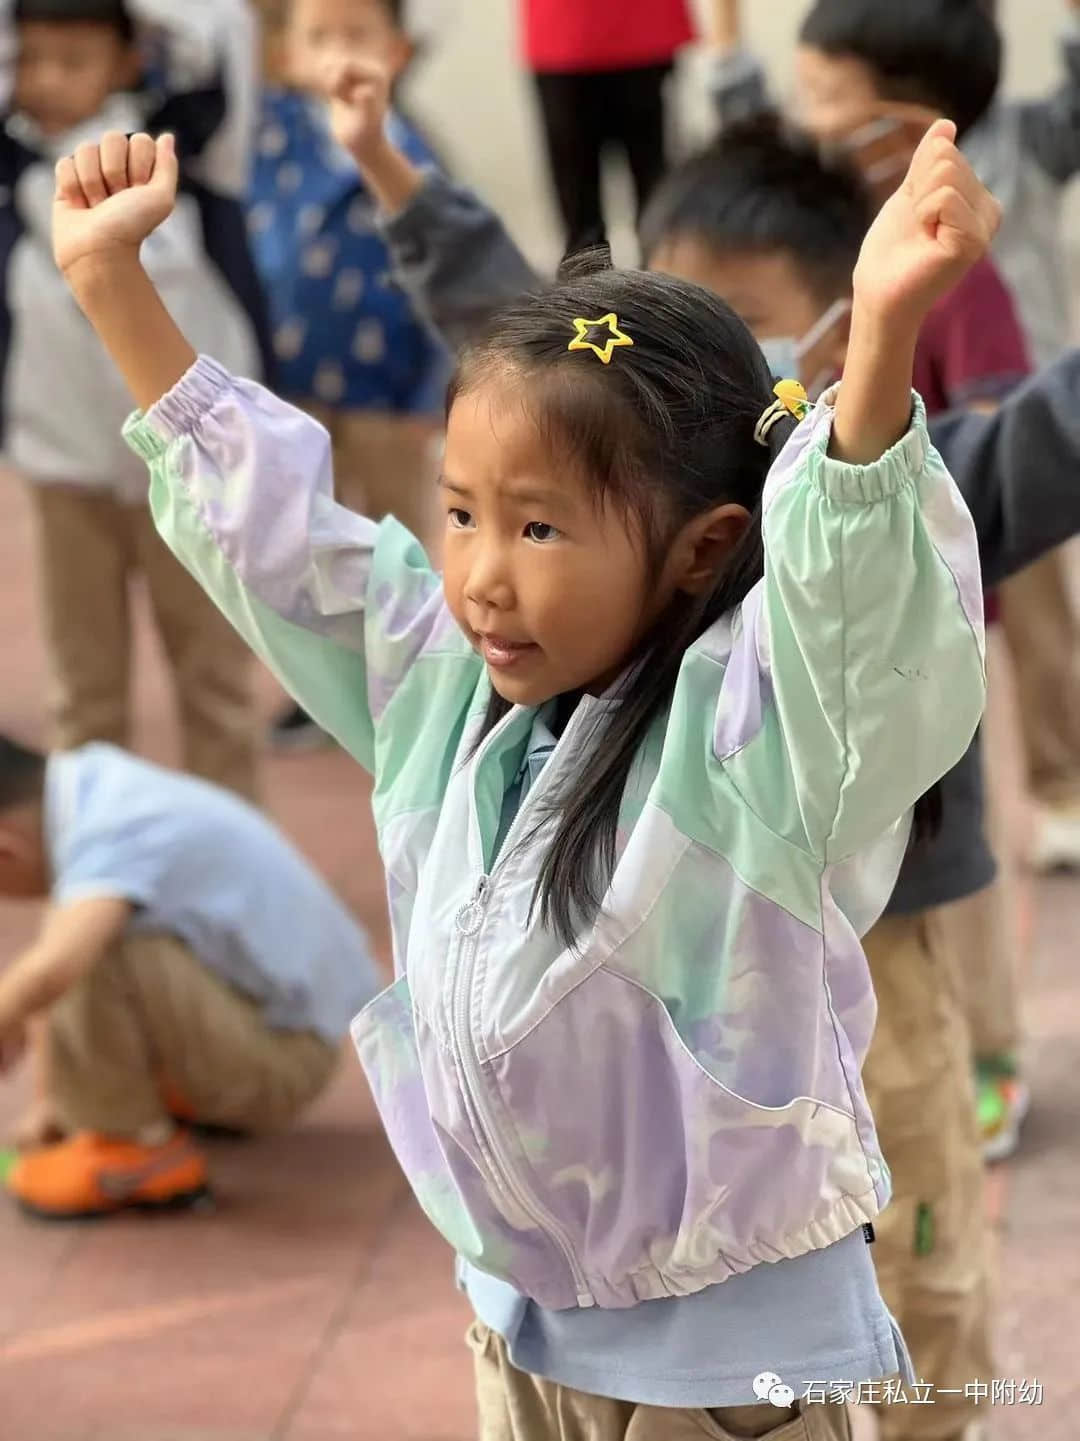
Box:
[478,634,540,669]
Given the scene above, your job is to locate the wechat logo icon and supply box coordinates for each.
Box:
[753,1371,797,1408]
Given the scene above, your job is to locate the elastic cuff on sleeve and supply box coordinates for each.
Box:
[122,355,234,462]
[810,391,929,504]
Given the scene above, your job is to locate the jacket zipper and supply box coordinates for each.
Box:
[450,714,595,1306]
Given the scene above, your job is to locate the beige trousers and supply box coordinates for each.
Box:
[862,912,994,1441]
[941,625,1028,1061]
[48,932,339,1136]
[28,484,259,803]
[298,404,442,558]
[1000,547,1080,810]
[470,1322,851,1441]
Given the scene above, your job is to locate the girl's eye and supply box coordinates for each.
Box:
[525,521,560,543]
[448,508,473,529]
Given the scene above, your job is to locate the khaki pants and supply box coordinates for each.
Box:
[28,484,259,803]
[48,932,339,1136]
[862,913,994,1441]
[298,404,442,559]
[470,1322,851,1441]
[1000,547,1080,810]
[943,626,1027,1061]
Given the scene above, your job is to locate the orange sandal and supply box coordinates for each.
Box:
[7,1130,211,1220]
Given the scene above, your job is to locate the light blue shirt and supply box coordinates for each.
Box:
[463,712,913,1408]
[45,745,379,1041]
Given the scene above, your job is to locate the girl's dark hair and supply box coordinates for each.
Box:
[452,258,789,948]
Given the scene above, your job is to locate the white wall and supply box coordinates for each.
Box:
[404,0,1073,271]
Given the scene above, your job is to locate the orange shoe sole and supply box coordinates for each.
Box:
[15,1184,215,1222]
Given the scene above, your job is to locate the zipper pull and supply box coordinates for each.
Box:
[455,875,489,936]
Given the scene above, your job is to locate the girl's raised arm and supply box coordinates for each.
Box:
[54,133,477,774]
[709,123,995,865]
[54,132,195,413]
[831,120,1001,465]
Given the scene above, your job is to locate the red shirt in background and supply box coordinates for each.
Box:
[914,255,1031,625]
[522,0,695,73]
[913,256,1031,417]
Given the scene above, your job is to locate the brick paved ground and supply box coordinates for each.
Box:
[0,477,1074,1440]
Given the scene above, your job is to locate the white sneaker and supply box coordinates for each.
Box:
[1028,806,1080,872]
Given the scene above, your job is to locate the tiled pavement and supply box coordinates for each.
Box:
[0,478,1075,1440]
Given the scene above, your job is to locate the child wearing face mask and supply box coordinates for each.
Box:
[52,88,996,1439]
[790,0,1080,883]
[709,0,1035,414]
[712,0,1080,848]
[709,0,1069,1167]
[752,303,849,406]
[319,101,1080,1441]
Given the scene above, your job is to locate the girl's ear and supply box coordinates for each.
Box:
[671,504,753,596]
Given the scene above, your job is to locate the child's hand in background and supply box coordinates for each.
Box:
[323,55,393,168]
[52,132,178,283]
[320,54,426,217]
[853,118,1001,333]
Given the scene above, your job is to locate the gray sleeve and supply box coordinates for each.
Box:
[1016,17,1080,183]
[381,173,546,352]
[930,349,1080,587]
[706,48,772,133]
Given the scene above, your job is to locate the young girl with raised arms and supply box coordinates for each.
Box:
[50,103,993,1440]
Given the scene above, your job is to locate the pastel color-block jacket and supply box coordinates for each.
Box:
[124,356,985,1311]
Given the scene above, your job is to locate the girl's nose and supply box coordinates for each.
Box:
[464,545,514,612]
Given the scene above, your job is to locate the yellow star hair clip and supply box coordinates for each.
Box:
[754,379,810,447]
[567,313,634,365]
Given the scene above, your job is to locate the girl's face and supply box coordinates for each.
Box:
[441,379,667,708]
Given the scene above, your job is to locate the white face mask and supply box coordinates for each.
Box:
[837,115,910,188]
[758,297,852,401]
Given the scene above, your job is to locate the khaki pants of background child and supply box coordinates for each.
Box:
[937,625,1030,1063]
[48,932,339,1136]
[299,404,442,558]
[28,485,259,803]
[469,1322,852,1441]
[861,912,994,1441]
[1000,546,1080,812]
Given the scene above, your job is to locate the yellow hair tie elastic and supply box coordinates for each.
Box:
[754,379,809,447]
[567,313,634,365]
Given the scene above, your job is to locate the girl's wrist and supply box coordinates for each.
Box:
[831,307,919,464]
[846,302,920,367]
[65,246,145,312]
